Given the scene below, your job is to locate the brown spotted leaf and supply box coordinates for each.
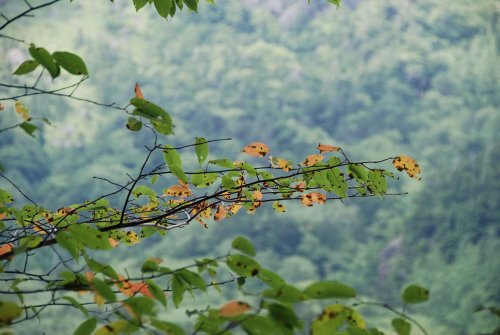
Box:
[301,154,324,167]
[317,143,340,153]
[392,155,421,180]
[242,142,270,157]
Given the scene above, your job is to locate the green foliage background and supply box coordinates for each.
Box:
[0,0,498,333]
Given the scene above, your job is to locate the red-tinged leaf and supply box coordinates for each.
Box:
[117,275,153,298]
[219,300,251,318]
[242,142,270,157]
[134,82,144,99]
[301,154,324,167]
[301,192,327,207]
[214,204,227,222]
[317,143,340,153]
[0,243,13,256]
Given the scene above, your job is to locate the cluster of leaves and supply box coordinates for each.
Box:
[13,44,88,79]
[131,0,342,19]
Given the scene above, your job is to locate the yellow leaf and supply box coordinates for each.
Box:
[392,155,422,180]
[272,201,286,213]
[242,142,270,157]
[124,231,140,245]
[15,101,31,121]
[94,293,105,307]
[301,154,324,167]
[134,82,144,99]
[219,300,251,318]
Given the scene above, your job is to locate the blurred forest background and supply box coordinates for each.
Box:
[0,0,499,334]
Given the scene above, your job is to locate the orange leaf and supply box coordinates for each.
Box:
[118,275,153,298]
[242,142,270,157]
[0,243,13,256]
[393,155,422,180]
[0,103,4,112]
[108,237,119,248]
[294,181,306,193]
[163,183,192,198]
[0,212,6,220]
[227,203,243,215]
[301,154,324,167]
[317,143,340,153]
[85,271,94,283]
[134,82,144,99]
[219,300,251,318]
[301,192,327,207]
[214,204,227,222]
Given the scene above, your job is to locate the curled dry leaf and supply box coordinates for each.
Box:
[317,143,340,153]
[219,300,251,318]
[242,142,270,157]
[392,155,422,180]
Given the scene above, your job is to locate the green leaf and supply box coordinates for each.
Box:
[163,145,182,168]
[392,318,411,335]
[92,278,116,302]
[326,168,348,197]
[0,189,14,203]
[132,185,156,198]
[19,122,38,137]
[347,164,368,182]
[242,315,282,335]
[402,284,429,304]
[226,254,261,277]
[13,60,40,75]
[178,269,207,292]
[172,275,186,307]
[231,236,256,256]
[263,284,304,304]
[367,170,387,196]
[184,0,197,12]
[151,319,186,335]
[133,0,149,11]
[74,317,97,335]
[209,159,234,169]
[303,281,356,299]
[56,231,80,259]
[194,137,209,165]
[154,0,173,18]
[190,171,218,188]
[311,304,346,335]
[124,297,156,316]
[0,301,22,325]
[268,303,302,331]
[258,268,286,288]
[146,280,167,307]
[18,235,42,250]
[130,98,173,133]
[29,44,59,78]
[62,296,89,317]
[170,165,188,184]
[85,257,119,280]
[141,259,159,272]
[126,117,142,131]
[52,51,88,75]
[221,175,236,190]
[67,224,113,250]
